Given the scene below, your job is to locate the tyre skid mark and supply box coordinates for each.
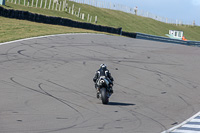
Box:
[10,77,84,118]
[46,80,103,114]
[10,77,46,95]
[39,83,102,114]
[119,107,143,131]
[121,107,167,132]
[38,83,84,118]
[115,61,200,92]
[17,49,30,58]
[5,44,28,62]
[46,80,95,98]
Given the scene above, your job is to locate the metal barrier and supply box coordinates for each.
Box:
[136,33,200,47]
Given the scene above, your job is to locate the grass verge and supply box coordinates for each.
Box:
[0,16,97,43]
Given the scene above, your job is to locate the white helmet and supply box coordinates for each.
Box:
[100,64,107,70]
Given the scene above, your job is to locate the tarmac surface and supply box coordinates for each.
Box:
[1,33,200,133]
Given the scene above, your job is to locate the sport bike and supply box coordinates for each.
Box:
[96,76,112,104]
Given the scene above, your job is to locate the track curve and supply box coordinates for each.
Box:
[0,34,200,133]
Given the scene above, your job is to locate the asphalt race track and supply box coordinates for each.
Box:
[1,33,200,133]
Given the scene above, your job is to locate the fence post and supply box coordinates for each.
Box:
[193,20,195,26]
[36,0,38,7]
[55,2,58,10]
[62,0,65,11]
[78,8,80,17]
[44,0,47,8]
[82,13,84,20]
[24,0,25,6]
[95,16,97,23]
[87,14,89,21]
[59,1,61,11]
[14,0,17,4]
[31,0,34,7]
[72,4,74,15]
[40,0,43,8]
[48,0,51,9]
[90,16,92,22]
[69,7,71,13]
[52,1,54,10]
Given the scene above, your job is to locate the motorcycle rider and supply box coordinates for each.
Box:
[93,64,114,95]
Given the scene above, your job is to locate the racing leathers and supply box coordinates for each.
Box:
[93,67,114,93]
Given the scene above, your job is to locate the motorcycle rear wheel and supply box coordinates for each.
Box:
[101,88,109,104]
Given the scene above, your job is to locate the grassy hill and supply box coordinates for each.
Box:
[1,1,200,41]
[0,16,98,43]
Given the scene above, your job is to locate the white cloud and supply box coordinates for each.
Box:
[192,0,200,6]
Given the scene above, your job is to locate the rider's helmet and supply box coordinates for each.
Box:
[100,64,107,70]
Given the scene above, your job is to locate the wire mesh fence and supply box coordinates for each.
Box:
[6,0,197,26]
[69,0,196,26]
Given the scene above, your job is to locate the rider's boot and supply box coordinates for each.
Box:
[109,83,113,94]
[109,86,113,94]
[96,87,100,98]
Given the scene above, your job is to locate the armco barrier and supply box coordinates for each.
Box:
[122,31,137,38]
[136,33,200,46]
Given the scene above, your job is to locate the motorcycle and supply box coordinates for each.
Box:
[96,76,112,104]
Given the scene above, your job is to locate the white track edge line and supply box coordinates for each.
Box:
[0,33,104,46]
[161,111,200,133]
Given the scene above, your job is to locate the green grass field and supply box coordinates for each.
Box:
[0,16,97,43]
[1,1,200,42]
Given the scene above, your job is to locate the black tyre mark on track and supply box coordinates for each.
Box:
[47,80,95,98]
[115,82,143,95]
[39,83,101,114]
[31,45,59,60]
[122,107,167,132]
[17,49,30,58]
[10,77,84,118]
[145,105,178,126]
[178,95,196,113]
[10,77,46,95]
[37,124,77,133]
[38,83,84,118]
[5,44,28,61]
[115,61,200,91]
[46,80,103,113]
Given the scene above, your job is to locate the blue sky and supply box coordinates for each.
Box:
[107,0,200,25]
